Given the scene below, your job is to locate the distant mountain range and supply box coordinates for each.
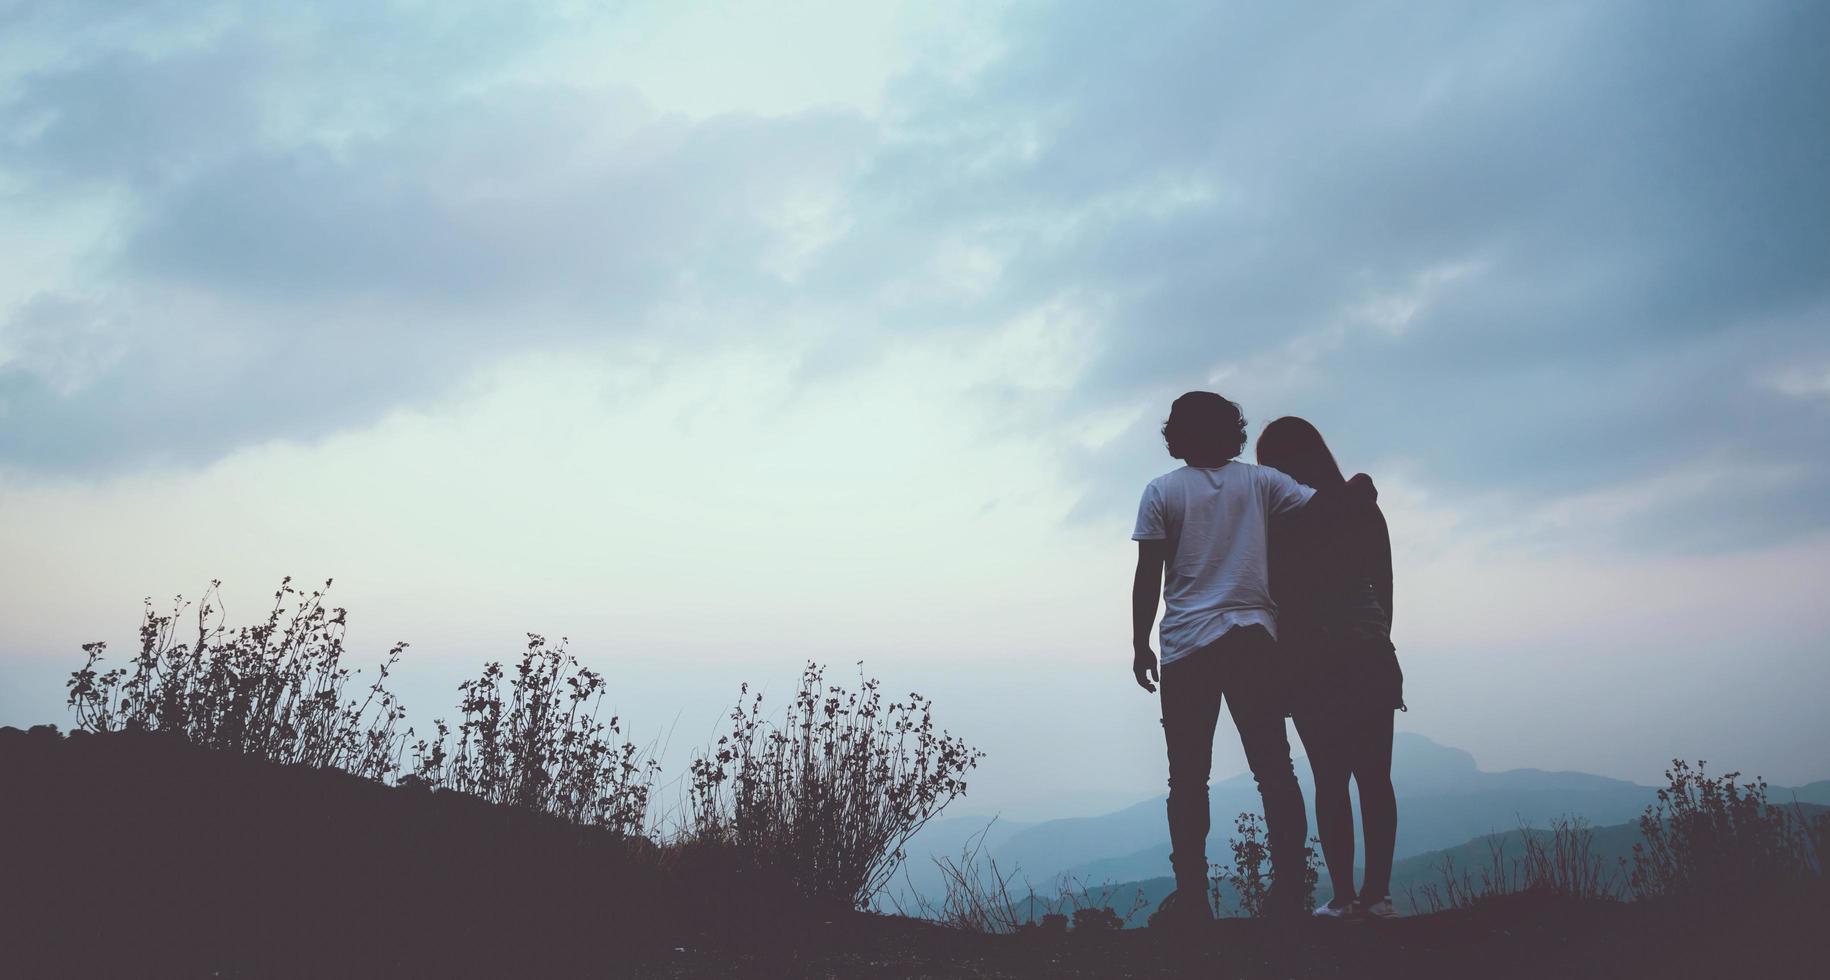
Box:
[1089,797,1829,922]
[889,733,1830,914]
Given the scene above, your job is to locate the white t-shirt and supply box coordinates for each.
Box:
[1132,462,1315,666]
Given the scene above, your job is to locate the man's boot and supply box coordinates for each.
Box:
[1149,880,1215,932]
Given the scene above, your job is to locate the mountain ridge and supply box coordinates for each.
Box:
[895,733,1827,908]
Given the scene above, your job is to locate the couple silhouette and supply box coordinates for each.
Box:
[1131,391,1403,926]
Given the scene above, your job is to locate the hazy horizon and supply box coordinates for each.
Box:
[3,0,1828,820]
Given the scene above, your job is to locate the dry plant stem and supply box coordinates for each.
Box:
[411,634,658,836]
[68,583,1006,918]
[928,821,1027,933]
[687,662,984,909]
[1631,760,1819,900]
[1207,814,1321,916]
[66,579,411,781]
[67,580,660,837]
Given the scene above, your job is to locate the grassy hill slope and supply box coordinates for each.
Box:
[6,727,1826,978]
[1,727,816,976]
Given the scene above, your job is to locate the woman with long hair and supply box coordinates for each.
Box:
[1257,417,1404,919]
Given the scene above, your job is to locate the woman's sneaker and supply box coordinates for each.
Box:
[1354,896,1399,920]
[1312,900,1353,919]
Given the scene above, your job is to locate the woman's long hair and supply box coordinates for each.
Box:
[1255,416,1346,490]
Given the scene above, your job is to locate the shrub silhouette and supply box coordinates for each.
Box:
[687,662,983,908]
[1630,760,1821,899]
[61,578,992,896]
[53,579,998,954]
[65,580,662,835]
[1207,813,1321,916]
[65,578,409,780]
[410,633,656,836]
[1071,906,1124,932]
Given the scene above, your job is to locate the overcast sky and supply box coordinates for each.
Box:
[2,0,1827,819]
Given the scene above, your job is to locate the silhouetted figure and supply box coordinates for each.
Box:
[1131,392,1374,927]
[1258,416,1404,921]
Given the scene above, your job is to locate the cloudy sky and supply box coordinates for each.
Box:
[2,0,1826,819]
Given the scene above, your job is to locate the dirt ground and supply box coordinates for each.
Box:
[6,729,1825,979]
[632,892,1828,980]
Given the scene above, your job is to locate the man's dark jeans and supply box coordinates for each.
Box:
[1160,624,1307,896]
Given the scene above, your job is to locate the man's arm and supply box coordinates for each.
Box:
[1132,539,1168,692]
[1287,472,1378,528]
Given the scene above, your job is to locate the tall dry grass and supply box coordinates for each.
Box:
[890,819,1147,934]
[66,578,409,780]
[686,663,983,907]
[1206,812,1321,916]
[65,580,983,909]
[409,634,658,836]
[1630,760,1825,899]
[1407,816,1626,914]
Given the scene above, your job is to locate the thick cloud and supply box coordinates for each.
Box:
[833,0,1830,546]
[2,0,1827,549]
[1,8,873,468]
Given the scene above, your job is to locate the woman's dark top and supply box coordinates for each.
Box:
[1270,490,1400,714]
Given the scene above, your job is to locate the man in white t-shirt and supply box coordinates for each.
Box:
[1131,391,1374,926]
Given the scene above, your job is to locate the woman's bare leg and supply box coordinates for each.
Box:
[1294,714,1356,907]
[1351,710,1398,899]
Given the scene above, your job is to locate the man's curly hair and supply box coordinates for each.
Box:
[1161,391,1248,461]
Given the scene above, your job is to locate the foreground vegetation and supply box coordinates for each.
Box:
[6,579,1827,975]
[4,723,1823,979]
[62,580,981,912]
